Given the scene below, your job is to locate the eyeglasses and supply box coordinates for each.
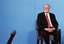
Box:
[44,7,50,9]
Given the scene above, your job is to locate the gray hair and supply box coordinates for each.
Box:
[43,4,51,8]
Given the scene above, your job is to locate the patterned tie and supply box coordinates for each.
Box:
[46,13,51,28]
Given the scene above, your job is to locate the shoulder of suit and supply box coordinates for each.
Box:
[38,12,55,15]
[49,12,55,15]
[38,12,55,16]
[38,12,44,15]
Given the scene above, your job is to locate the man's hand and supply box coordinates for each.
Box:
[50,27,55,31]
[45,28,52,32]
[45,27,55,32]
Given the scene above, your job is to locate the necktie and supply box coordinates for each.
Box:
[46,13,51,28]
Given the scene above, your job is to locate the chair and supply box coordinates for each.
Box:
[36,28,44,44]
[7,30,16,44]
[36,27,61,44]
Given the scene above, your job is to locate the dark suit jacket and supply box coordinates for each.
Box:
[37,12,58,30]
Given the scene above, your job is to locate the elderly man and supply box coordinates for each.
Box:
[37,4,59,44]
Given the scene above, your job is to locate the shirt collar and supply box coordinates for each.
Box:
[45,13,49,16]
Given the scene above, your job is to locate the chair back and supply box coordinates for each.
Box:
[7,30,16,44]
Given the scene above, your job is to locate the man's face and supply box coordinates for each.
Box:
[43,5,50,13]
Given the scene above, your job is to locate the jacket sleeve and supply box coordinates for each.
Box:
[53,14,59,29]
[37,14,44,30]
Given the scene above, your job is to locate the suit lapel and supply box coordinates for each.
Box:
[49,13,53,26]
[42,12,48,25]
[49,13,52,23]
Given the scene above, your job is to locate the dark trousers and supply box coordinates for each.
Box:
[43,30,59,44]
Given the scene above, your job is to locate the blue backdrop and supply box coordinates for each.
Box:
[0,0,64,44]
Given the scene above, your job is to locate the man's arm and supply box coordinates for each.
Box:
[53,14,59,29]
[37,14,44,30]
